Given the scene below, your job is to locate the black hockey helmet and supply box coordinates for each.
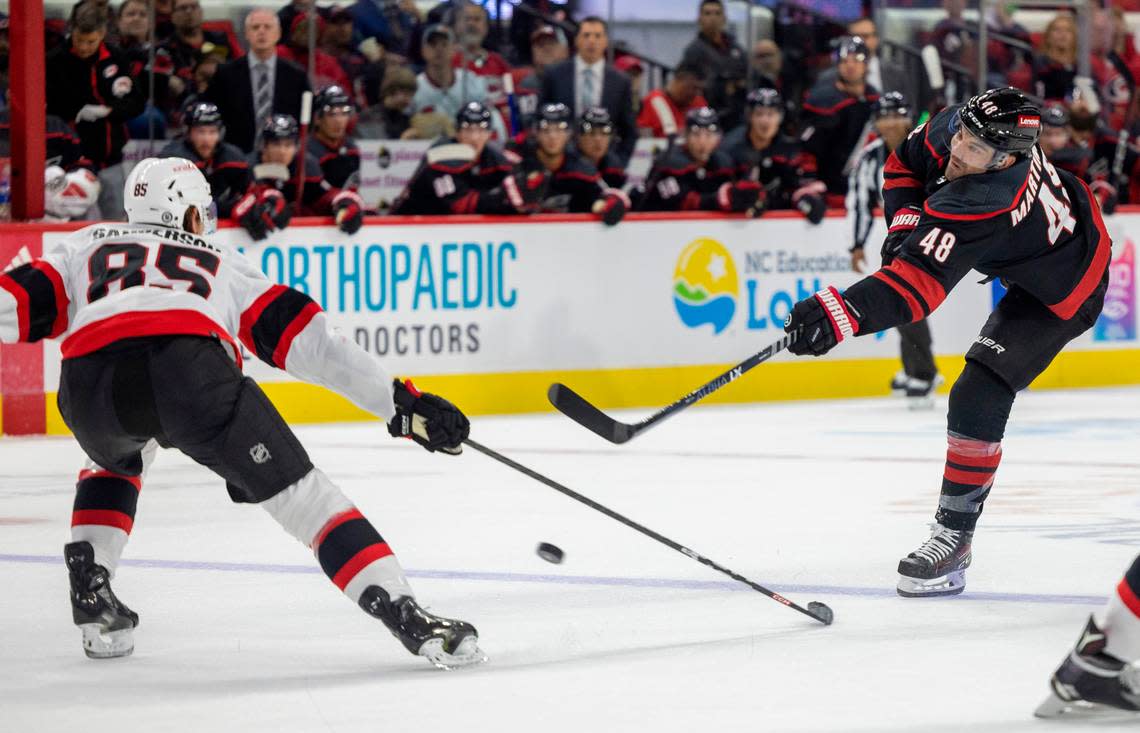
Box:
[261,113,300,144]
[874,91,912,119]
[957,87,1040,156]
[314,84,354,116]
[685,106,721,132]
[536,102,571,129]
[1041,102,1070,128]
[746,87,783,111]
[456,101,492,129]
[834,35,869,62]
[577,106,613,135]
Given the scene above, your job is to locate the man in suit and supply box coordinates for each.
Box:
[539,16,636,165]
[814,18,928,116]
[204,7,311,153]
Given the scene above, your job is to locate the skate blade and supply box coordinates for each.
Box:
[80,624,134,659]
[418,635,487,671]
[906,395,935,411]
[1034,691,1140,720]
[896,571,966,598]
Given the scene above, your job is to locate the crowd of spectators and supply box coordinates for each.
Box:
[6,0,1140,227]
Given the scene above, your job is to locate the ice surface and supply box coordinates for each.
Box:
[3,386,1140,732]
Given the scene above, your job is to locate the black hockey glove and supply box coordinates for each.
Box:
[881,205,922,265]
[593,189,629,226]
[332,191,365,234]
[501,170,549,213]
[784,286,864,357]
[387,378,470,455]
[792,181,828,225]
[234,191,276,241]
[260,189,292,231]
[1090,179,1118,216]
[715,180,765,213]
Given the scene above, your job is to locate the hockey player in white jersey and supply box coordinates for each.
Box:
[0,158,484,669]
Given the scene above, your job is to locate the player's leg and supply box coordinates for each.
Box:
[1035,555,1140,717]
[897,319,941,408]
[149,337,483,668]
[898,282,1106,597]
[57,347,162,658]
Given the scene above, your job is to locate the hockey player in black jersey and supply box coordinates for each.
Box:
[638,107,764,214]
[159,102,251,220]
[800,36,880,198]
[388,101,547,216]
[718,88,825,223]
[783,88,1111,598]
[574,107,628,190]
[234,114,365,240]
[510,103,629,225]
[307,85,362,190]
[846,92,942,407]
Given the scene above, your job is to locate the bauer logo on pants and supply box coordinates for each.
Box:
[249,443,272,464]
[673,238,739,335]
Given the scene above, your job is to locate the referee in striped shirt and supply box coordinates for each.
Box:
[847,92,942,407]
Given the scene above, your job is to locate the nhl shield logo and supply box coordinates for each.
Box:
[249,443,272,464]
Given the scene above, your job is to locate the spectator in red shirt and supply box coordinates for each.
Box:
[451,1,511,102]
[614,54,644,118]
[637,62,709,138]
[278,12,352,92]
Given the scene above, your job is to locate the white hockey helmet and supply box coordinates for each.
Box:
[124,157,217,234]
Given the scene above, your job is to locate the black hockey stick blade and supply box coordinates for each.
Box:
[464,437,832,626]
[548,332,796,445]
[547,383,632,443]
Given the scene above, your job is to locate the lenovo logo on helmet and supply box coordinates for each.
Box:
[1017,115,1040,128]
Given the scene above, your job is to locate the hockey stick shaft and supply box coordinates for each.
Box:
[463,438,832,625]
[549,331,795,443]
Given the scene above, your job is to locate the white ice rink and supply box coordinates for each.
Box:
[3,385,1140,732]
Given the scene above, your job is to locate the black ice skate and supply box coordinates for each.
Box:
[359,586,486,670]
[904,374,944,410]
[889,370,908,394]
[896,523,972,597]
[1035,615,1140,719]
[64,541,138,658]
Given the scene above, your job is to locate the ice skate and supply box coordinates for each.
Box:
[896,523,972,597]
[904,374,944,410]
[359,586,486,670]
[889,370,908,394]
[1035,615,1140,719]
[64,541,138,659]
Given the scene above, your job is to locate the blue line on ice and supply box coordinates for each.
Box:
[0,552,1104,606]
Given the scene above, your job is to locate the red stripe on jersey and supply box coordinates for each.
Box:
[312,508,364,549]
[214,161,249,171]
[802,97,857,116]
[943,466,995,486]
[0,272,30,340]
[452,190,480,214]
[1047,178,1112,320]
[556,170,601,183]
[923,125,945,167]
[31,260,70,337]
[681,191,702,210]
[884,153,915,176]
[1119,578,1140,618]
[72,509,134,533]
[78,469,142,491]
[239,284,288,352]
[272,300,321,369]
[884,176,922,190]
[62,309,239,364]
[331,542,393,590]
[884,258,947,311]
[871,270,923,322]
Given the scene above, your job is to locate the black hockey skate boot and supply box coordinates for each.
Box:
[904,374,944,410]
[359,586,486,670]
[896,523,972,597]
[889,370,908,394]
[1035,615,1140,719]
[64,541,138,658]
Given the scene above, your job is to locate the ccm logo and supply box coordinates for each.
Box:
[1017,115,1040,128]
[974,336,1006,354]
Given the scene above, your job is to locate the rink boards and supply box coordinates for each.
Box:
[0,210,1136,435]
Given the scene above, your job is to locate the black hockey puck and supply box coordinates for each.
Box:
[536,542,564,564]
[807,601,834,626]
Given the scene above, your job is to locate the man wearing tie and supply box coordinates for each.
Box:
[205,7,311,153]
[539,17,636,165]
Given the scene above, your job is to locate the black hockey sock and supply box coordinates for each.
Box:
[70,469,141,575]
[946,361,1016,441]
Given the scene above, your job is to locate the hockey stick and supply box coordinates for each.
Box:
[463,438,833,625]
[548,331,796,444]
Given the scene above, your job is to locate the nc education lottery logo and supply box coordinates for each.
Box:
[672,238,739,334]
